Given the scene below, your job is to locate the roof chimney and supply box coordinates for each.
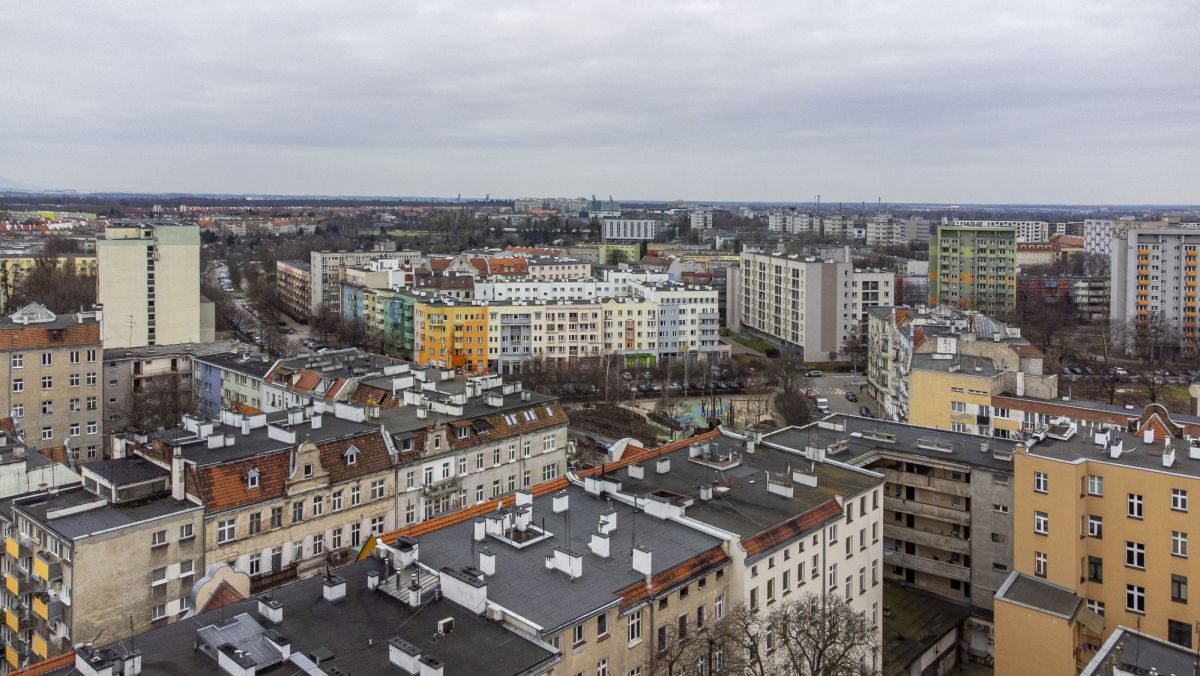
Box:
[656,457,670,474]
[258,595,283,624]
[367,570,381,590]
[552,491,569,513]
[699,483,713,501]
[322,575,346,602]
[473,518,486,542]
[479,547,496,576]
[590,531,611,558]
[632,545,653,587]
[311,413,323,430]
[171,446,186,501]
[1143,427,1154,445]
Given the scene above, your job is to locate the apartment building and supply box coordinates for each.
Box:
[601,218,664,241]
[274,259,311,321]
[524,257,591,279]
[996,417,1200,674]
[1110,223,1200,356]
[739,249,895,361]
[950,219,1048,243]
[0,304,104,465]
[928,224,1018,317]
[412,298,489,373]
[308,247,419,315]
[55,556,558,675]
[0,424,80,498]
[124,407,399,593]
[864,215,930,247]
[97,223,200,348]
[1017,275,1111,320]
[766,415,1015,665]
[2,461,204,671]
[102,340,244,433]
[566,242,642,266]
[371,426,883,675]
[0,254,96,312]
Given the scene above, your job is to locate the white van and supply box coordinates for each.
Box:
[815,396,830,414]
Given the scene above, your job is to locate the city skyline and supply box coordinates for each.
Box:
[3,1,1198,204]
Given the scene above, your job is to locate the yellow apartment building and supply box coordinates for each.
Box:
[907,354,1001,436]
[996,408,1200,673]
[412,299,489,373]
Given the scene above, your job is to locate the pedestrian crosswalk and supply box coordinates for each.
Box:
[825,387,847,395]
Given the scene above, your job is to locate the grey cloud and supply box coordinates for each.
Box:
[1,0,1197,202]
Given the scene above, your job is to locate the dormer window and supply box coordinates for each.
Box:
[344,446,359,466]
[303,463,313,478]
[247,468,260,488]
[503,414,517,426]
[523,410,536,422]
[456,427,469,440]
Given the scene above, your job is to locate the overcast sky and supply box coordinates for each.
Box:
[2,1,1197,203]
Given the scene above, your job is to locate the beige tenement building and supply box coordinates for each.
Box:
[995,412,1200,674]
[98,223,201,348]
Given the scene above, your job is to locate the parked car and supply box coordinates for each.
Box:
[845,392,858,402]
[858,405,874,418]
[805,388,819,400]
[806,369,824,377]
[815,397,830,414]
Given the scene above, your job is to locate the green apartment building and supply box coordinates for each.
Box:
[929,224,1018,317]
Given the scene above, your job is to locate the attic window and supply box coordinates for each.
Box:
[456,427,469,439]
[344,446,359,466]
[523,410,536,422]
[503,414,518,426]
[544,405,554,418]
[247,468,260,488]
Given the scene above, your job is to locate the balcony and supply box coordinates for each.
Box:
[883,549,970,582]
[32,553,61,583]
[884,496,970,525]
[882,469,971,497]
[422,476,462,497]
[888,524,970,554]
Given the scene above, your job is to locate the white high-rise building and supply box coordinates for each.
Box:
[601,218,663,241]
[98,223,200,348]
[739,247,894,361]
[1110,224,1200,356]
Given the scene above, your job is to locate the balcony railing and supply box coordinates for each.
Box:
[884,496,970,525]
[887,524,970,554]
[881,469,971,497]
[883,549,970,581]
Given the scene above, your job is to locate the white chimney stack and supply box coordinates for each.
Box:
[1143,428,1154,445]
[656,457,670,474]
[553,491,569,513]
[590,531,610,558]
[632,545,653,587]
[473,518,486,542]
[479,547,496,576]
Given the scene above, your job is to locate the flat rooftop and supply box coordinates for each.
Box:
[1083,627,1200,676]
[765,415,1020,473]
[50,558,556,676]
[160,410,378,466]
[910,352,999,376]
[375,386,557,434]
[82,455,168,485]
[13,486,198,541]
[414,483,726,634]
[103,339,249,361]
[1024,425,1200,479]
[995,571,1080,619]
[193,350,276,379]
[881,583,971,676]
[616,431,880,539]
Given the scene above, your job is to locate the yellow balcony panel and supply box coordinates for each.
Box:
[1138,259,1150,265]
[32,596,47,621]
[4,608,17,632]
[1139,248,1150,255]
[32,632,46,659]
[4,536,18,559]
[4,573,17,596]
[5,644,16,668]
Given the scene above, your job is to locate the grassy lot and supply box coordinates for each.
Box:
[728,333,775,354]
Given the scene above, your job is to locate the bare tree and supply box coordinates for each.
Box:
[647,595,879,676]
[109,374,197,433]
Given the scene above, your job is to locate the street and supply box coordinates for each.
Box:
[805,373,876,418]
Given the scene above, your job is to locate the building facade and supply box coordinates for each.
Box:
[275,260,311,321]
[1109,224,1200,356]
[97,223,200,349]
[928,225,1018,318]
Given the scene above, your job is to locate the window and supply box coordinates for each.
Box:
[1169,619,1193,648]
[715,594,724,620]
[69,350,80,365]
[951,401,966,413]
[1034,511,1048,535]
[179,523,194,540]
[292,501,304,523]
[41,426,52,440]
[270,506,283,529]
[11,379,21,392]
[1173,531,1189,558]
[69,373,79,387]
[68,423,79,437]
[1087,556,1103,583]
[351,485,361,506]
[303,463,313,478]
[1126,541,1146,569]
[596,612,608,637]
[293,540,303,562]
[249,553,261,575]
[86,395,96,410]
[179,559,194,578]
[1034,471,1047,493]
[597,658,608,676]
[1128,493,1144,519]
[11,404,21,418]
[1173,574,1189,603]
[312,495,324,517]
[371,479,386,500]
[1087,515,1103,538]
[344,446,358,466]
[332,491,343,511]
[1087,599,1105,616]
[371,515,385,534]
[993,504,1009,514]
[696,605,706,629]
[86,372,96,385]
[249,512,261,535]
[572,624,585,647]
[332,528,343,550]
[87,349,96,362]
[217,518,237,544]
[351,523,361,548]
[151,530,167,548]
[41,353,52,366]
[312,533,324,554]
[86,421,97,434]
[1173,489,1189,512]
[828,562,837,589]
[10,354,21,369]
[247,468,260,488]
[151,604,167,621]
[41,375,52,389]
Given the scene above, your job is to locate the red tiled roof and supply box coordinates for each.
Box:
[11,652,75,675]
[201,580,246,613]
[0,323,100,350]
[233,402,263,416]
[293,369,321,392]
[0,417,16,436]
[36,445,71,468]
[618,546,728,607]
[741,498,843,558]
